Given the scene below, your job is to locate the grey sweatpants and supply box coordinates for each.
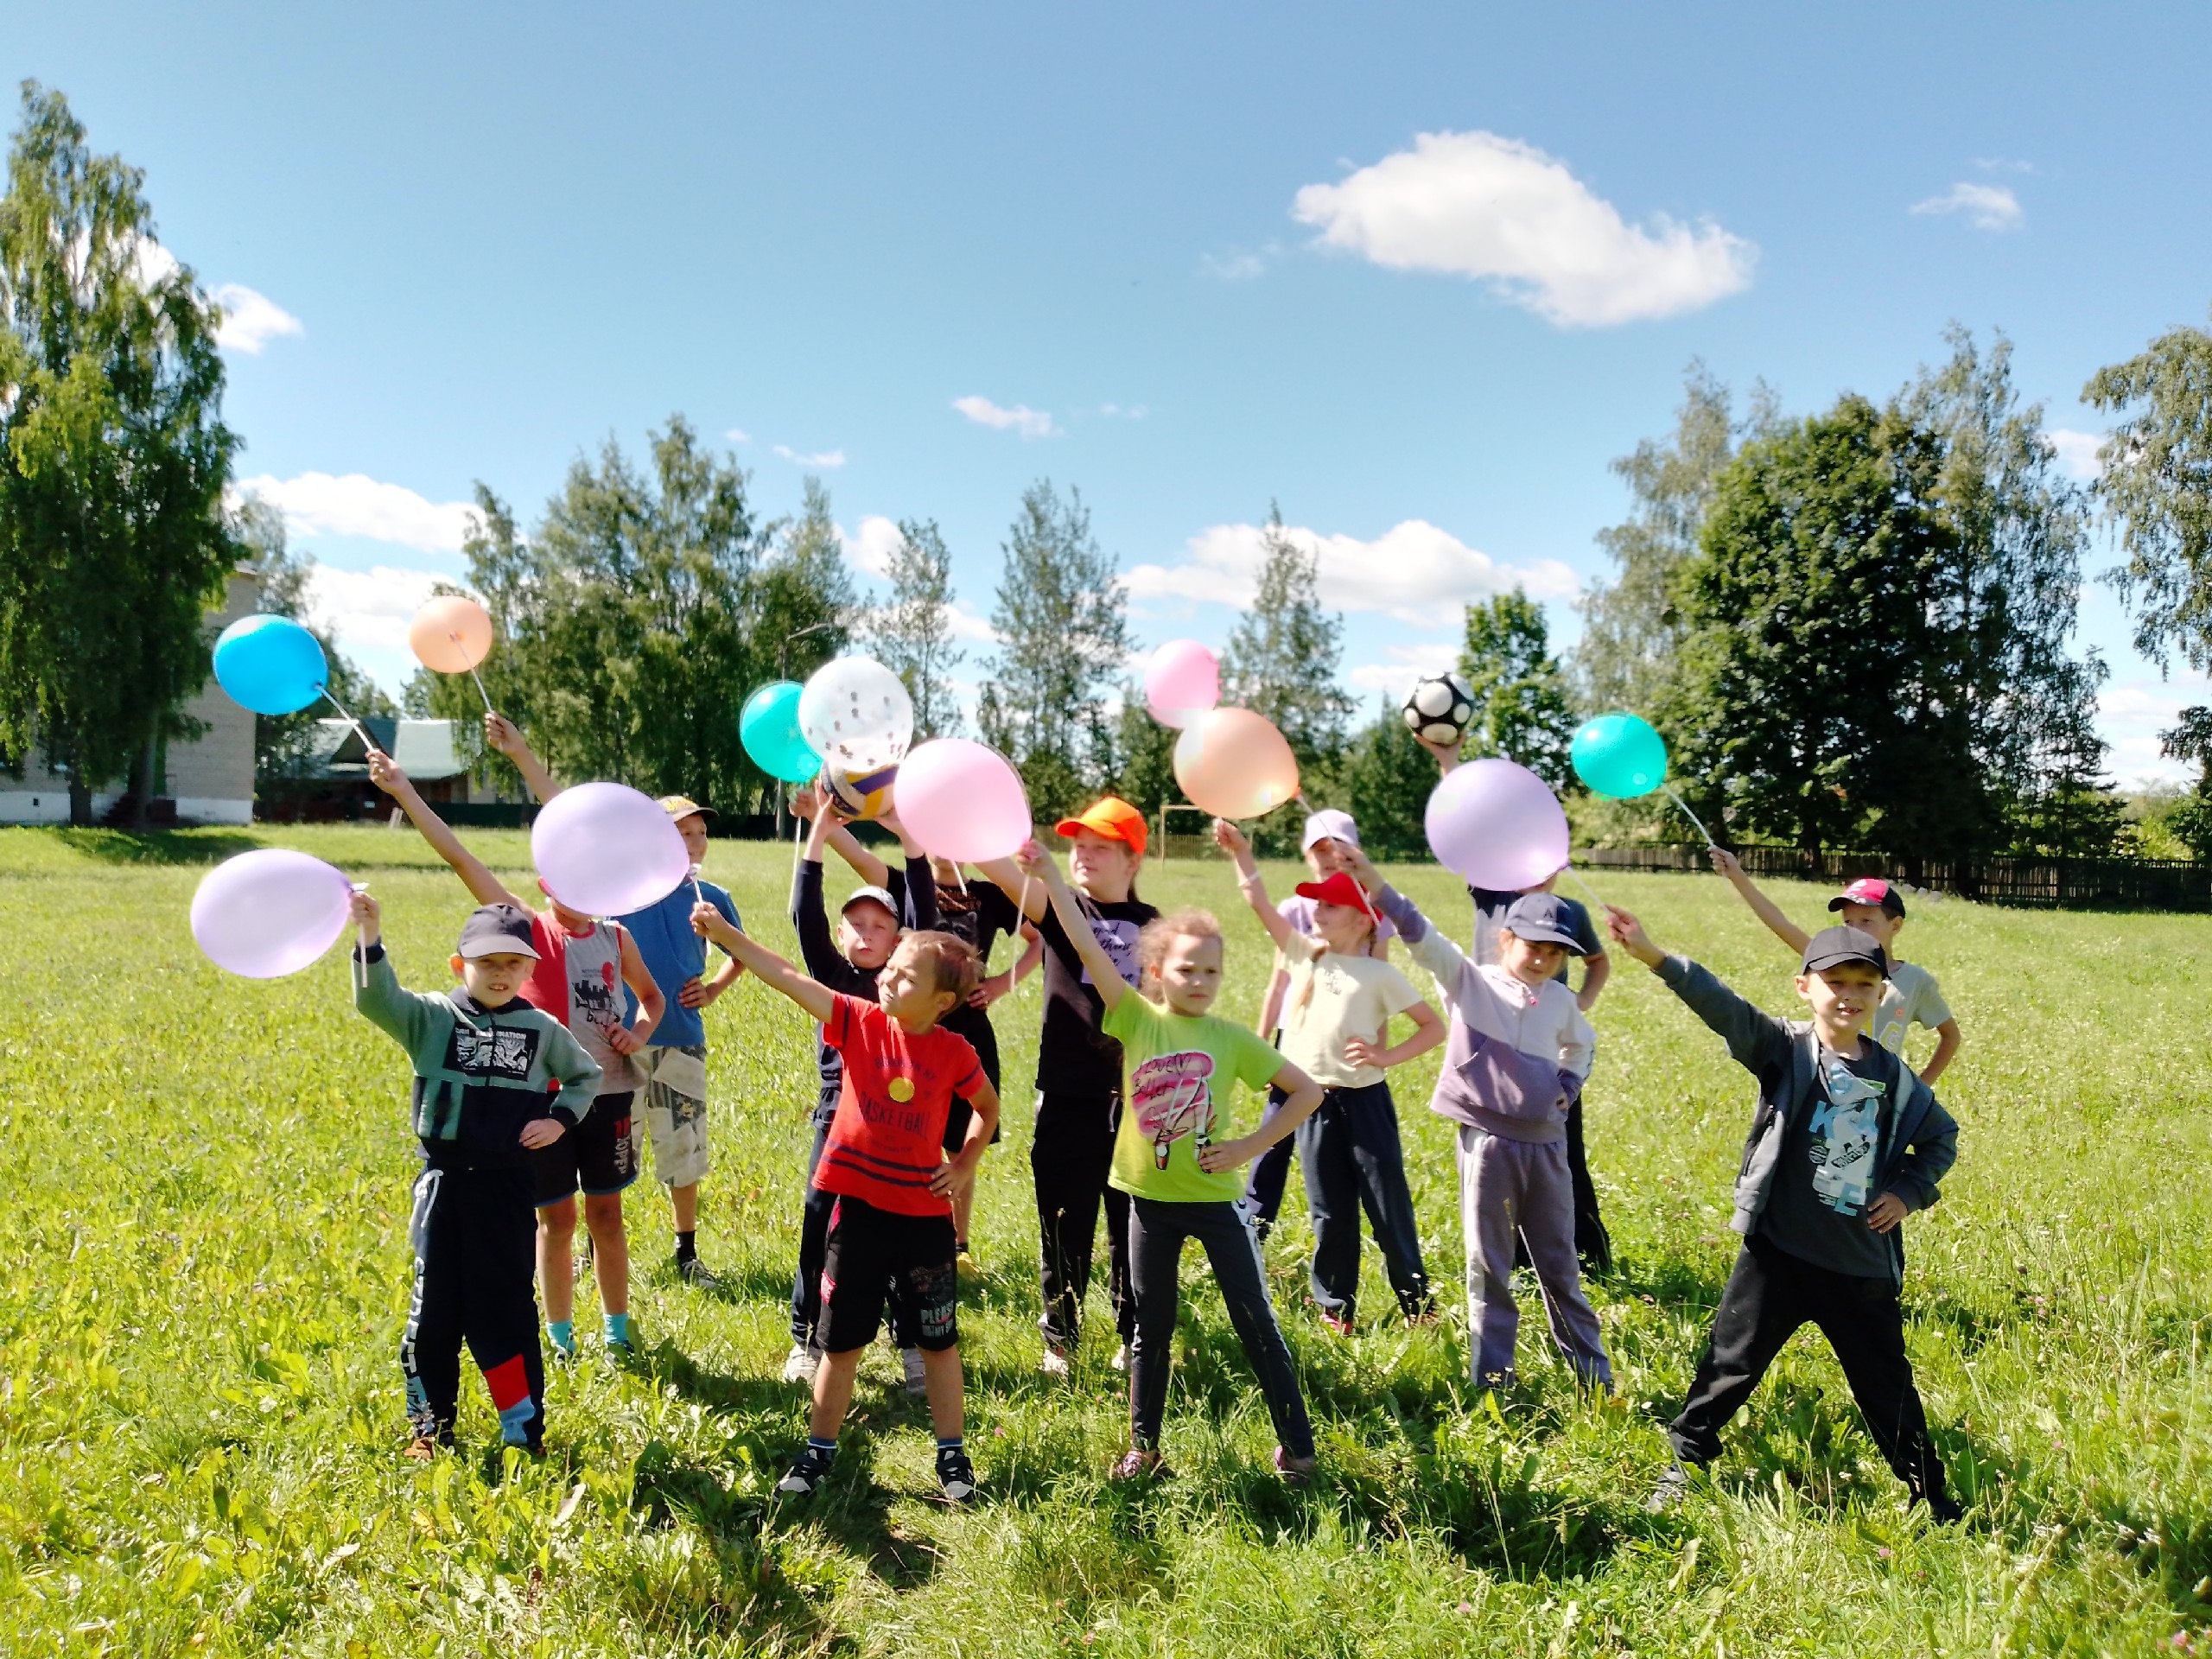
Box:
[1455,1124,1611,1388]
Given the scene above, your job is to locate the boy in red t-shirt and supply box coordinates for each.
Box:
[690,903,999,1503]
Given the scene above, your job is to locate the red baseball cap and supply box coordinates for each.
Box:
[1294,870,1376,914]
[1828,877,1906,919]
[1055,796,1148,858]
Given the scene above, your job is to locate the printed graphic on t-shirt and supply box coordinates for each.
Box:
[1129,1049,1215,1168]
[571,956,624,1044]
[1808,1056,1885,1215]
[444,1022,542,1079]
[1078,918,1141,989]
[1873,1012,1907,1054]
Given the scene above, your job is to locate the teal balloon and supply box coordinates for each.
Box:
[1571,712,1669,799]
[741,681,821,783]
[212,613,328,715]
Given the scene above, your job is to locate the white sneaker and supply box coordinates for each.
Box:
[782,1343,821,1383]
[1039,1344,1072,1379]
[1110,1341,1129,1373]
[900,1347,929,1396]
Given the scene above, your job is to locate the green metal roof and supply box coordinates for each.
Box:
[309,718,470,782]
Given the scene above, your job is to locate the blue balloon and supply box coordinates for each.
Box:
[1571,711,1669,799]
[740,680,821,783]
[212,613,329,716]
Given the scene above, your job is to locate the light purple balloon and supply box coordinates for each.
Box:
[531,781,690,917]
[895,738,1033,863]
[1425,759,1571,891]
[191,848,355,978]
[1143,639,1221,728]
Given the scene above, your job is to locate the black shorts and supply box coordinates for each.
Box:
[942,1093,1002,1154]
[820,1194,959,1353]
[532,1090,640,1206]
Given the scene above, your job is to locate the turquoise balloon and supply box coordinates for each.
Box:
[741,680,821,783]
[212,613,328,715]
[1571,711,1669,799]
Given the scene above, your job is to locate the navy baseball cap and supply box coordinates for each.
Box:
[1502,893,1587,954]
[1801,925,1889,977]
[456,903,541,961]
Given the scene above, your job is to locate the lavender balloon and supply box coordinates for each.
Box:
[1425,759,1570,892]
[896,738,1033,862]
[531,781,690,917]
[190,848,355,978]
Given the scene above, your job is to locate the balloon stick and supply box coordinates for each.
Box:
[350,880,370,994]
[319,685,376,751]
[1664,787,1718,849]
[449,633,496,715]
[1561,865,1608,913]
[689,861,706,906]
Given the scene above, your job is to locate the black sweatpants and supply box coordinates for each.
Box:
[1300,1080,1433,1322]
[401,1163,544,1449]
[1243,1095,1298,1239]
[1033,1090,1134,1349]
[1513,1090,1612,1276]
[792,1098,919,1351]
[1668,1234,1951,1505]
[1128,1196,1314,1459]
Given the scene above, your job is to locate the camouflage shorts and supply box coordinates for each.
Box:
[634,1043,710,1189]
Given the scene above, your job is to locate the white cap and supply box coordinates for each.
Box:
[1300,809,1361,852]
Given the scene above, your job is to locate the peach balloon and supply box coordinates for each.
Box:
[408,595,494,673]
[1172,706,1300,819]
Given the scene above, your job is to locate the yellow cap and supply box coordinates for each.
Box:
[657,794,716,823]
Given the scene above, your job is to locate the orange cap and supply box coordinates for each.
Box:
[1054,796,1148,858]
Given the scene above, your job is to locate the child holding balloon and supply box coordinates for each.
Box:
[349,892,604,1459]
[1015,838,1325,1482]
[1215,819,1444,1332]
[367,750,664,1360]
[1347,849,1611,1392]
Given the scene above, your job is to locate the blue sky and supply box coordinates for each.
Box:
[12,3,2212,783]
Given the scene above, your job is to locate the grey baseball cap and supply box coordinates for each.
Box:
[456,902,541,961]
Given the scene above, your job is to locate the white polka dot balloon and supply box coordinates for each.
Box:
[797,654,915,773]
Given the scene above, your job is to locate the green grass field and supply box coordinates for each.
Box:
[5,824,2211,1656]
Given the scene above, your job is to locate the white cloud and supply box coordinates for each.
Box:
[234,471,477,554]
[1123,518,1580,626]
[725,428,751,444]
[1098,403,1150,420]
[303,562,449,660]
[1971,156,2037,175]
[1199,246,1275,282]
[952,395,1059,438]
[2098,671,2208,789]
[946,600,998,644]
[1290,130,1756,327]
[837,515,904,578]
[773,444,847,468]
[2046,428,2105,480]
[210,283,303,353]
[1910,181,2024,232]
[1348,642,1462,693]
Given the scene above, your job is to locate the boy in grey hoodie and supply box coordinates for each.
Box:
[351,893,603,1459]
[1607,906,1961,1523]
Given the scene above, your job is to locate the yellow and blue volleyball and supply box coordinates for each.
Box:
[824,761,899,822]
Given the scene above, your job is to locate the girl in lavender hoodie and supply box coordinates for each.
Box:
[1347,849,1611,1390]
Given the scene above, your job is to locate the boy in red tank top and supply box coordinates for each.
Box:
[690,903,999,1504]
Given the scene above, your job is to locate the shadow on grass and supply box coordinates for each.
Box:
[45,828,264,865]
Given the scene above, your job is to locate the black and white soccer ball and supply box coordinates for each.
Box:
[1400,672,1477,746]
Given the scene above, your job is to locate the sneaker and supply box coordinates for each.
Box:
[1109,1447,1171,1483]
[1273,1446,1318,1486]
[900,1347,929,1397]
[1040,1344,1072,1380]
[403,1433,442,1462]
[1647,1460,1694,1514]
[676,1254,721,1291]
[1109,1341,1130,1373]
[776,1446,836,1497]
[957,1245,978,1275]
[783,1344,822,1384]
[936,1446,979,1504]
[547,1329,578,1363]
[1319,1310,1355,1338]
[1404,1303,1441,1328]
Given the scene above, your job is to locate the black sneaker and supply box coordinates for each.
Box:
[1923,1490,1965,1526]
[676,1254,722,1291]
[1647,1460,1694,1514]
[776,1446,836,1497]
[936,1446,979,1504]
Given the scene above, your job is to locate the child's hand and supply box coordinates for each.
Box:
[1211,818,1252,861]
[790,785,823,821]
[929,1155,980,1200]
[1342,1035,1385,1071]
[483,712,525,759]
[518,1117,567,1150]
[1412,731,1462,771]
[348,889,381,945]
[1604,905,1664,968]
[1866,1192,1910,1234]
[606,1025,645,1056]
[690,899,734,944]
[1196,1134,1258,1175]
[1338,844,1382,893]
[969,970,1014,1007]
[366,749,410,795]
[1708,847,1744,880]
[1014,838,1062,886]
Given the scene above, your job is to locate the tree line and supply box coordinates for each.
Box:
[8,79,2212,863]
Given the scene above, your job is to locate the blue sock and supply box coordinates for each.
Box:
[546,1319,575,1357]
[604,1313,632,1346]
[936,1435,964,1456]
[807,1435,837,1462]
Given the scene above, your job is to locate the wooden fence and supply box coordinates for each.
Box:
[1581,843,2212,912]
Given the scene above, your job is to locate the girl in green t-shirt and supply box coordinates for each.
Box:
[1016,840,1325,1484]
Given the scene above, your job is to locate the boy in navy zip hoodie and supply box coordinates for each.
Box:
[1607,907,1962,1523]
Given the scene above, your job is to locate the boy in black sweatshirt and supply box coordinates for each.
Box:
[1607,907,1962,1523]
[351,894,602,1459]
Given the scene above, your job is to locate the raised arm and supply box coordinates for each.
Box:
[484,712,563,804]
[690,902,836,1025]
[794,784,893,890]
[1342,844,1468,992]
[1709,848,1810,955]
[1607,904,1790,1077]
[1016,838,1129,1008]
[976,855,1048,924]
[367,751,524,911]
[1213,818,1300,956]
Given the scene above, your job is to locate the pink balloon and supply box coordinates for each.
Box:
[895,739,1033,863]
[1425,759,1570,890]
[191,848,355,978]
[531,782,690,916]
[1172,707,1300,818]
[1144,639,1221,728]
